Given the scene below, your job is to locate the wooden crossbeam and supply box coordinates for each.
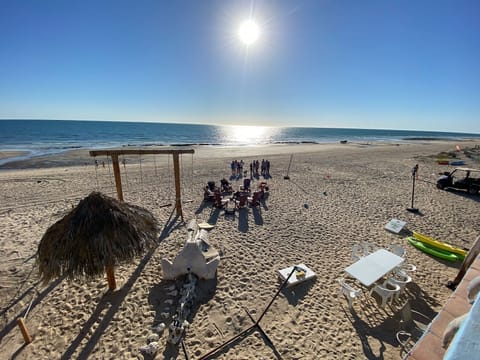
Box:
[89,149,194,156]
[89,148,194,218]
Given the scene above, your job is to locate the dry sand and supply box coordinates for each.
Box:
[0,140,479,359]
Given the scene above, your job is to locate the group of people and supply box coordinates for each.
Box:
[230,159,271,179]
[230,160,245,177]
[204,177,269,210]
[252,159,271,177]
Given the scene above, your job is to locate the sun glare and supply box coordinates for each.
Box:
[238,20,260,45]
[223,125,275,145]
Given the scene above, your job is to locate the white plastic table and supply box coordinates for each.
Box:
[345,249,404,287]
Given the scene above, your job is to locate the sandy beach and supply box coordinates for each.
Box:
[1,140,479,359]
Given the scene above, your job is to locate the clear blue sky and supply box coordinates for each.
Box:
[0,0,479,132]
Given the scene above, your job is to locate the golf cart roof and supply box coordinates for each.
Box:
[454,167,480,173]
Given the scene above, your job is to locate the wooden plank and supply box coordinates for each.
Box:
[89,149,194,157]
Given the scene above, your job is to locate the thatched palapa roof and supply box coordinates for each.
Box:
[38,192,159,283]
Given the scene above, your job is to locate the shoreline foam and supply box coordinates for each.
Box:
[1,139,477,170]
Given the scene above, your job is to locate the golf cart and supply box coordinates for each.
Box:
[437,167,480,195]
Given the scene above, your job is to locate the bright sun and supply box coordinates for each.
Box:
[238,20,260,45]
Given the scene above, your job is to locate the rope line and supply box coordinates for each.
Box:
[122,155,130,194]
[153,153,158,177]
[93,157,99,190]
[106,156,115,196]
[139,154,144,193]
[1,259,38,316]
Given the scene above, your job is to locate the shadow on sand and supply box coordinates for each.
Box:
[60,214,183,360]
[280,280,316,306]
[147,276,217,359]
[343,282,439,359]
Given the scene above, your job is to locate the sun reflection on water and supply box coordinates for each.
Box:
[219,125,278,145]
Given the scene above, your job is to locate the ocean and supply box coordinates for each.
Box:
[1,119,479,165]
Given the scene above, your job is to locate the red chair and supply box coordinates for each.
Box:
[235,194,248,209]
[213,191,228,208]
[248,191,262,207]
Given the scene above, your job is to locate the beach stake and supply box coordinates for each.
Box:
[406,164,419,213]
[17,317,32,344]
[284,154,293,180]
[17,299,34,344]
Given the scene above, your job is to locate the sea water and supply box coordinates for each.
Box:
[0,119,479,165]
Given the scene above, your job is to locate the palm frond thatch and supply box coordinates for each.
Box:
[38,192,159,283]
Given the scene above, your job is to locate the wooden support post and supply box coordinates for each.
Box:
[106,264,116,290]
[172,153,183,220]
[111,154,123,201]
[89,149,194,211]
[449,236,480,288]
[17,317,32,344]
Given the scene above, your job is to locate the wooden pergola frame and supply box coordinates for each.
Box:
[89,148,195,218]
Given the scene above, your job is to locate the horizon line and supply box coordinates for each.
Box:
[0,118,479,136]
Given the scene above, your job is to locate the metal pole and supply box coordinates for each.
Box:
[199,266,297,360]
[411,175,416,208]
[198,325,256,360]
[256,266,297,324]
[407,164,419,213]
[284,155,293,180]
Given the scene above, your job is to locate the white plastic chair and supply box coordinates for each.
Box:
[351,244,364,262]
[338,278,362,309]
[361,241,378,256]
[370,279,401,307]
[396,301,432,354]
[389,244,417,273]
[389,244,406,258]
[399,263,416,273]
[389,270,413,300]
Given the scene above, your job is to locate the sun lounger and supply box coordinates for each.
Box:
[385,218,407,234]
[278,264,316,287]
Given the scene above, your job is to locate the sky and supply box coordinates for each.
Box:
[0,0,479,132]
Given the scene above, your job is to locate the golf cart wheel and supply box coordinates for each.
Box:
[437,183,445,190]
[468,187,479,195]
